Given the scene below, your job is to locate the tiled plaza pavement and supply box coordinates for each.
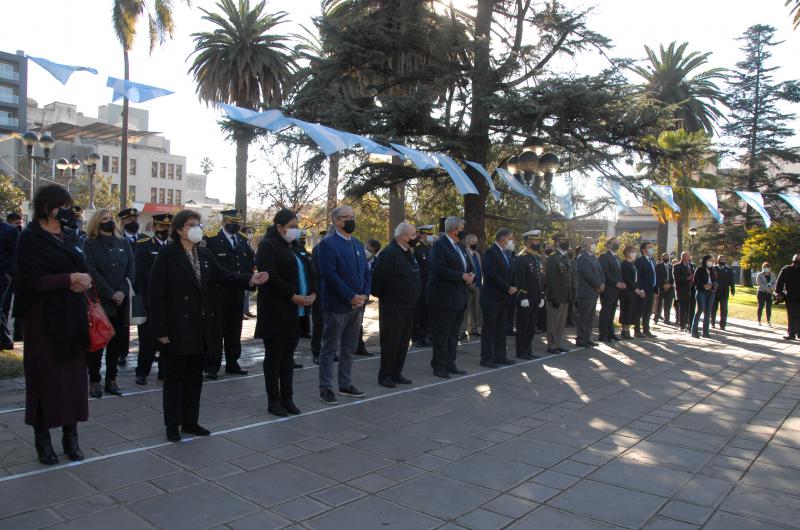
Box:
[0,308,799,529]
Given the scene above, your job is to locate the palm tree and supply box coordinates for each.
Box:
[632,42,727,135]
[788,0,800,29]
[112,0,186,211]
[188,0,294,222]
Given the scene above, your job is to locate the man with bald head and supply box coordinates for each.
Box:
[776,254,800,340]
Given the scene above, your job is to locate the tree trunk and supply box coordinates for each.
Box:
[327,153,339,216]
[677,216,684,256]
[388,182,405,241]
[657,221,668,255]
[463,0,493,246]
[120,50,129,212]
[235,135,249,222]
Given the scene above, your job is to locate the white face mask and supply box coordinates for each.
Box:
[589,243,597,253]
[283,228,301,243]
[647,248,654,256]
[505,240,515,251]
[365,250,373,260]
[426,235,434,243]
[763,267,770,273]
[187,225,203,244]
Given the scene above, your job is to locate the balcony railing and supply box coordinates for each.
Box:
[0,116,19,127]
[0,93,19,104]
[0,69,20,82]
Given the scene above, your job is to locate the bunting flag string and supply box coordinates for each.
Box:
[27,56,97,85]
[736,191,771,228]
[389,144,438,170]
[690,187,724,223]
[107,77,174,103]
[219,103,290,131]
[779,193,800,215]
[599,180,635,214]
[649,184,682,213]
[495,168,547,209]
[555,189,575,219]
[431,154,479,196]
[463,161,501,201]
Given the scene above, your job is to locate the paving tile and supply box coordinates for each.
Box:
[508,481,561,503]
[485,437,575,468]
[290,445,391,482]
[0,470,94,518]
[149,471,204,491]
[273,496,330,521]
[109,482,163,503]
[381,473,496,519]
[227,510,290,530]
[196,461,242,479]
[647,426,729,453]
[0,508,63,530]
[376,463,426,482]
[231,452,279,471]
[720,484,800,528]
[48,506,151,530]
[531,470,581,490]
[704,511,788,530]
[430,444,474,461]
[219,462,334,506]
[741,460,800,497]
[305,496,440,530]
[659,500,713,525]
[406,453,450,470]
[131,482,259,530]
[69,451,180,491]
[549,480,666,528]
[481,494,538,519]
[347,472,397,493]
[349,430,440,460]
[55,494,116,520]
[221,423,309,452]
[403,418,478,444]
[643,516,699,530]
[551,459,597,477]
[456,508,512,530]
[153,436,253,468]
[268,445,309,460]
[310,484,366,507]
[437,452,541,491]
[507,506,623,529]
[756,443,800,470]
[589,459,692,497]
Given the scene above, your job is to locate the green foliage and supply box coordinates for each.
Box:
[0,174,26,216]
[740,224,800,272]
[112,0,183,53]
[72,174,132,214]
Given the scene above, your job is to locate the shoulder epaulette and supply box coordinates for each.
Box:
[137,236,152,243]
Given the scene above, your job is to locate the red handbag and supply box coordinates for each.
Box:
[85,287,115,351]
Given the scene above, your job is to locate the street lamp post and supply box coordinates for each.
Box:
[506,136,560,228]
[688,226,697,256]
[83,152,100,209]
[20,131,55,216]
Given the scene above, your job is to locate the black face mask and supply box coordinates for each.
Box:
[16,225,22,232]
[558,240,570,250]
[718,262,726,267]
[530,243,541,251]
[794,260,800,267]
[609,242,620,251]
[100,220,116,233]
[124,221,139,234]
[342,219,356,234]
[225,223,241,234]
[154,230,169,241]
[456,230,466,241]
[409,238,419,247]
[663,258,669,263]
[469,244,478,250]
[55,208,78,230]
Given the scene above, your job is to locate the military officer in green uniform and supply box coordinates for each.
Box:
[545,232,574,354]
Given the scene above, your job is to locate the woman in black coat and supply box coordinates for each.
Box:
[14,185,93,464]
[618,245,641,339]
[148,210,268,442]
[83,208,135,398]
[255,209,316,417]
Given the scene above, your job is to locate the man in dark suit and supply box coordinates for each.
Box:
[412,225,434,346]
[654,252,675,325]
[203,209,255,378]
[712,255,735,330]
[776,254,800,340]
[575,237,605,347]
[634,241,658,338]
[134,213,172,385]
[514,230,544,359]
[674,251,695,332]
[598,236,624,342]
[0,214,19,350]
[479,228,517,368]
[427,216,474,378]
[356,239,381,356]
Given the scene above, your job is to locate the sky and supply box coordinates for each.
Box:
[1,0,798,205]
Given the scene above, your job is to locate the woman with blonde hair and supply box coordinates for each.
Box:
[83,208,135,398]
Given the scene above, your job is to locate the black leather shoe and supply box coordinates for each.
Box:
[496,358,515,366]
[634,332,645,338]
[89,382,103,399]
[447,366,467,375]
[105,380,123,396]
[166,427,181,442]
[433,368,450,379]
[268,402,289,417]
[224,365,248,375]
[182,424,211,436]
[546,348,560,355]
[379,377,396,388]
[312,356,320,365]
[516,353,533,360]
[393,375,413,385]
[644,331,657,338]
[35,430,58,465]
[575,340,590,347]
[588,340,600,346]
[557,347,570,353]
[135,376,147,386]
[61,424,84,461]
[599,338,612,343]
[611,335,622,341]
[479,360,497,369]
[784,335,797,341]
[117,357,127,366]
[620,331,632,340]
[292,361,303,369]
[206,372,219,381]
[355,349,374,357]
[282,399,301,415]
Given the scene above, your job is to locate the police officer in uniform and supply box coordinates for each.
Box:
[545,233,574,354]
[116,207,147,366]
[514,230,545,359]
[204,209,255,378]
[134,213,172,385]
[412,225,434,347]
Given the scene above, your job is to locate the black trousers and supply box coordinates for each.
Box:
[537,304,547,332]
[515,303,539,356]
[412,293,431,342]
[87,309,129,383]
[378,304,414,380]
[481,300,508,362]
[505,297,516,334]
[207,290,244,373]
[757,291,772,323]
[598,288,619,339]
[635,291,654,333]
[263,337,298,402]
[162,353,204,428]
[311,297,323,357]
[0,274,13,350]
[787,300,800,337]
[135,320,162,378]
[357,326,368,353]
[712,293,729,327]
[656,289,674,323]
[430,307,464,371]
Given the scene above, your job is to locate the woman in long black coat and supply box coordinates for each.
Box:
[15,185,93,464]
[618,245,640,340]
[148,210,268,442]
[255,209,316,417]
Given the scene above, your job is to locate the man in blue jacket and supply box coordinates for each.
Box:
[480,228,518,368]
[635,241,658,338]
[0,214,20,350]
[316,206,370,404]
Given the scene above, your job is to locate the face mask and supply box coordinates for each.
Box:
[794,261,800,267]
[718,262,726,267]
[100,220,116,233]
[154,230,168,241]
[365,250,373,260]
[706,261,713,268]
[409,238,419,247]
[341,219,356,234]
[456,230,466,241]
[426,235,434,243]
[16,225,22,232]
[225,223,241,234]
[505,240,515,251]
[590,243,597,253]
[283,228,301,243]
[647,248,654,256]
[763,267,770,273]
[186,225,203,244]
[469,243,478,251]
[558,240,570,251]
[125,221,139,234]
[531,242,541,251]
[663,258,669,263]
[54,208,78,230]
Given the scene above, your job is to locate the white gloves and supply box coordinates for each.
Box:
[539,299,545,308]
[520,299,530,308]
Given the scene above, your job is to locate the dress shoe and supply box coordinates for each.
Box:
[634,331,645,338]
[620,331,632,340]
[268,402,289,417]
[575,340,590,348]
[702,332,711,338]
[480,360,498,369]
[135,376,147,386]
[496,358,515,366]
[182,424,211,436]
[413,341,428,348]
[393,375,413,385]
[244,310,256,318]
[516,353,533,360]
[557,347,570,353]
[242,314,251,320]
[206,372,219,381]
[599,337,612,344]
[89,382,103,399]
[433,368,450,379]
[588,340,599,346]
[117,357,127,366]
[784,335,796,341]
[35,430,58,465]
[61,424,84,461]
[166,427,181,442]
[611,335,622,341]
[282,398,301,415]
[379,377,397,388]
[546,348,561,355]
[692,332,701,338]
[292,361,303,369]
[105,380,123,396]
[224,365,248,375]
[644,331,657,338]
[355,348,374,357]
[447,366,467,375]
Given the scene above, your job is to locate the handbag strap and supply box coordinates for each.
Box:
[84,285,100,305]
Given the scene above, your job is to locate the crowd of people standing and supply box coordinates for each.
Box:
[4,185,800,466]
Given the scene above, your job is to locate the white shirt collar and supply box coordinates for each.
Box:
[335,229,351,241]
[124,230,137,239]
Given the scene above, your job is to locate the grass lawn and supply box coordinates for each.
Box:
[728,286,788,328]
[0,348,23,379]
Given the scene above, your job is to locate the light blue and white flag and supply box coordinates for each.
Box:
[555,189,575,219]
[736,191,771,228]
[432,153,479,196]
[649,184,681,213]
[779,193,800,216]
[219,103,290,131]
[337,132,399,157]
[28,56,97,85]
[107,77,174,103]
[600,179,635,214]
[495,168,546,209]
[463,161,501,201]
[389,143,438,170]
[287,119,358,156]
[691,187,723,223]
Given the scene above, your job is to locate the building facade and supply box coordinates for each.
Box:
[0,50,26,136]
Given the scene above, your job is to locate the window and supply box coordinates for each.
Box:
[102,156,109,173]
[168,164,174,179]
[158,188,165,203]
[128,185,136,200]
[111,183,119,195]
[150,187,157,202]
[175,190,182,205]
[151,162,158,178]
[167,189,174,205]
[111,156,119,174]
[129,158,136,176]
[160,163,166,179]
[176,165,182,180]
